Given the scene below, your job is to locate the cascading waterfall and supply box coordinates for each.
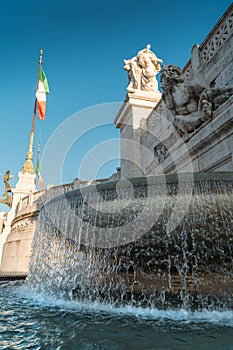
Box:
[26,173,233,310]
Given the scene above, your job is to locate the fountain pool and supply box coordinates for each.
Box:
[26,172,233,311]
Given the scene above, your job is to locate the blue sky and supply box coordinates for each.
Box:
[0,0,232,211]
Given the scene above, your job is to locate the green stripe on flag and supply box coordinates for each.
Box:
[40,67,50,94]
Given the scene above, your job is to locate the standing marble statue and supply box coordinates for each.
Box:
[124,44,163,93]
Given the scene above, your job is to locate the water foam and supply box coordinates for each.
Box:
[18,284,233,328]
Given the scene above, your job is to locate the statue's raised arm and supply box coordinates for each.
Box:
[2,170,13,194]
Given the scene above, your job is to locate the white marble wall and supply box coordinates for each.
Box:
[118,4,233,177]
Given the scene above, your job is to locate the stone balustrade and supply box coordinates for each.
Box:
[12,179,109,225]
[200,5,233,64]
[13,183,74,223]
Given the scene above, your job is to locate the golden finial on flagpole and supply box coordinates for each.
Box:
[39,48,44,65]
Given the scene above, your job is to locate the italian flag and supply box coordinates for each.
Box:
[36,67,50,120]
[36,144,44,189]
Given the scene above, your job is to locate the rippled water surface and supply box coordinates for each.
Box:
[1,281,233,350]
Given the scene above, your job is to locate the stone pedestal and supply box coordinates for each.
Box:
[0,171,36,274]
[11,171,36,209]
[114,91,161,179]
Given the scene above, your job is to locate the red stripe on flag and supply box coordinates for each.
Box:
[37,100,46,120]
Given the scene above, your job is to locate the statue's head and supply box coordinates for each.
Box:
[160,64,184,88]
[123,59,131,72]
[201,99,212,120]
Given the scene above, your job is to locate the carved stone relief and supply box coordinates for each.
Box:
[160,64,233,136]
[154,143,168,163]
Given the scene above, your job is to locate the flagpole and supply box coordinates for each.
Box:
[22,49,44,174]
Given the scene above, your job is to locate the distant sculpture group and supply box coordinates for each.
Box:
[124,44,163,93]
[124,45,233,135]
